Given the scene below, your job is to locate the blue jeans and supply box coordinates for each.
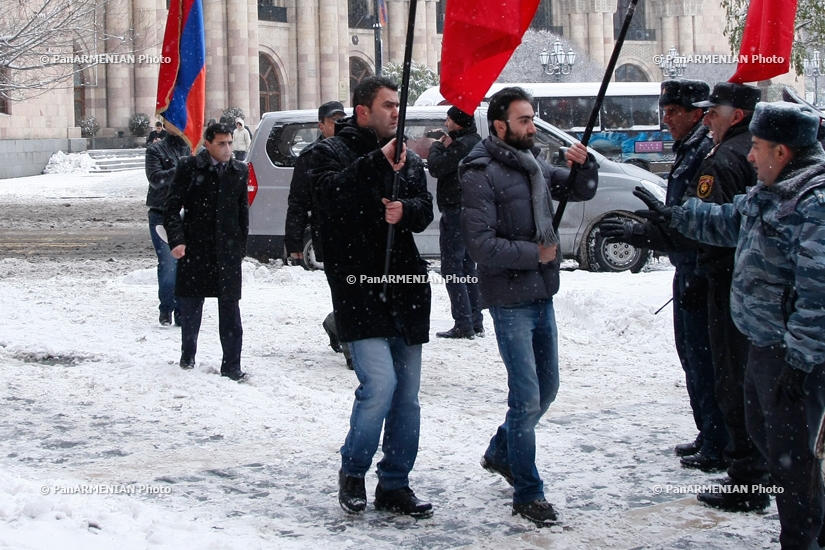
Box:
[486,299,560,504]
[148,210,178,315]
[341,337,422,491]
[439,207,482,332]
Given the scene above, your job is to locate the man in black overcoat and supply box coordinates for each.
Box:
[163,123,250,381]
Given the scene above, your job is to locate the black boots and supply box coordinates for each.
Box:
[338,470,366,514]
[374,485,433,518]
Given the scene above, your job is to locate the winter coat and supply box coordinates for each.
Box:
[145,134,191,211]
[684,119,757,274]
[626,122,713,268]
[309,118,434,345]
[285,137,323,259]
[459,137,599,308]
[671,144,825,373]
[233,126,251,153]
[163,149,249,300]
[427,124,481,209]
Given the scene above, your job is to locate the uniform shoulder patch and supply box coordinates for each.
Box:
[697,175,714,199]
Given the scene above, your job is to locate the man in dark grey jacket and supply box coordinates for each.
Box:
[428,106,482,339]
[459,86,597,526]
[145,125,190,326]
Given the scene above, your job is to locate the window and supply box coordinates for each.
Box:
[348,0,373,29]
[537,97,598,131]
[265,122,319,167]
[614,0,655,41]
[601,96,659,129]
[259,54,282,114]
[0,67,9,115]
[349,57,373,97]
[530,0,553,32]
[258,0,287,22]
[615,63,649,82]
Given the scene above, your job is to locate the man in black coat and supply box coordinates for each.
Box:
[145,125,190,326]
[600,80,728,468]
[428,106,483,339]
[310,76,434,518]
[460,87,597,526]
[163,123,250,382]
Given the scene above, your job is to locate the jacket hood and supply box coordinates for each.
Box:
[463,136,540,172]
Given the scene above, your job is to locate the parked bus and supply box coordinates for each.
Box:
[415,82,672,173]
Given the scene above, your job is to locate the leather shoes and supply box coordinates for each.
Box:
[480,455,514,486]
[436,326,474,339]
[696,479,770,512]
[179,357,195,370]
[675,438,702,457]
[374,485,433,518]
[159,311,172,326]
[680,452,727,472]
[221,370,247,382]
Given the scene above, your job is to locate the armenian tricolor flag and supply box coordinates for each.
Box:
[156,0,206,150]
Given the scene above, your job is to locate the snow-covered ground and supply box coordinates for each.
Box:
[0,171,781,549]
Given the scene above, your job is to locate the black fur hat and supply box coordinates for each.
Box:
[693,82,760,111]
[659,79,710,109]
[447,106,475,128]
[749,101,821,148]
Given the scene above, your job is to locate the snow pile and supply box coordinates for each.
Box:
[42,151,97,174]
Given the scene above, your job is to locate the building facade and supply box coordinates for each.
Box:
[0,0,799,178]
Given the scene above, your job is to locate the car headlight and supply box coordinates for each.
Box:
[638,179,666,202]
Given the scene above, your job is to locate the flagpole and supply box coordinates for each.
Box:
[552,0,639,232]
[380,0,418,302]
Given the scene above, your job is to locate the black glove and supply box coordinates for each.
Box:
[774,364,808,405]
[633,186,673,226]
[599,219,636,242]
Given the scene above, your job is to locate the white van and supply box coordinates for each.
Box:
[244,105,666,273]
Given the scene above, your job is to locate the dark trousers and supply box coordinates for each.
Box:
[179,296,243,374]
[439,207,482,332]
[672,269,727,457]
[707,272,768,484]
[745,344,825,550]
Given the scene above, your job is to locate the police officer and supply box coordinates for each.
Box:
[636,81,769,511]
[600,80,727,466]
[658,100,825,550]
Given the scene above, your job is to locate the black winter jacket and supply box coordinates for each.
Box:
[459,137,598,308]
[427,125,481,209]
[145,134,190,211]
[163,149,249,300]
[285,137,324,259]
[310,118,434,345]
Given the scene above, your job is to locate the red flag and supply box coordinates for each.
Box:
[156,0,206,150]
[440,0,541,114]
[728,0,797,84]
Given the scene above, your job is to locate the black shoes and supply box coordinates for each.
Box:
[480,455,514,486]
[474,324,485,338]
[159,311,173,326]
[680,452,727,472]
[338,470,367,514]
[436,326,475,340]
[696,479,770,512]
[221,370,247,382]
[323,317,342,353]
[675,438,702,457]
[374,485,433,518]
[512,499,560,526]
[173,310,181,327]
[179,357,195,370]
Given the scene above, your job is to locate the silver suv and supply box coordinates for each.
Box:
[245,106,667,272]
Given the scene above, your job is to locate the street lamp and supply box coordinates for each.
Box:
[539,39,576,81]
[659,46,687,78]
[804,50,822,107]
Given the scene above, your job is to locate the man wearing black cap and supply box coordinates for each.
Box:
[600,80,727,468]
[661,100,825,550]
[285,100,350,367]
[636,81,769,511]
[428,106,483,339]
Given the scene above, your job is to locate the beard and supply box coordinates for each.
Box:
[504,125,535,150]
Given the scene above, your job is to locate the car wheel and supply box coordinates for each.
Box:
[302,238,324,271]
[585,215,651,273]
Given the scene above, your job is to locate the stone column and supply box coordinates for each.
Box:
[247,0,260,122]
[587,12,605,66]
[203,0,227,120]
[559,0,588,59]
[132,0,157,121]
[412,0,427,66]
[652,1,682,59]
[660,17,677,54]
[337,0,349,103]
[678,16,694,55]
[296,0,320,109]
[425,0,438,71]
[319,0,340,103]
[387,0,406,64]
[104,0,133,130]
[227,0,250,118]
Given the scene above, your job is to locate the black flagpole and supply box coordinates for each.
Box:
[553,0,639,231]
[380,0,417,302]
